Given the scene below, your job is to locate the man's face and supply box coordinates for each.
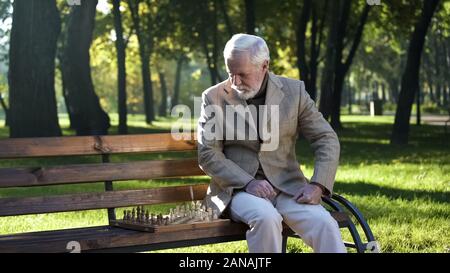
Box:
[225,53,268,100]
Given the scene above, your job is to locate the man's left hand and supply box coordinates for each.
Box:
[293,184,323,205]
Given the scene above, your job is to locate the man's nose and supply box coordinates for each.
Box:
[232,75,241,86]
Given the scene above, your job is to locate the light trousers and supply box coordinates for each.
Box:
[229,191,347,253]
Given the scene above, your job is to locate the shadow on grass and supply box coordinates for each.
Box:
[108,125,172,135]
[334,180,450,204]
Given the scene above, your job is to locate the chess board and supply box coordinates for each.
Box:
[110,202,231,233]
[110,218,231,233]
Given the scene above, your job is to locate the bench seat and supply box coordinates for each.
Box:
[0,212,349,253]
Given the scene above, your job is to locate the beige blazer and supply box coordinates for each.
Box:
[197,72,340,214]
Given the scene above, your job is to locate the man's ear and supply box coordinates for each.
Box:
[263,60,269,71]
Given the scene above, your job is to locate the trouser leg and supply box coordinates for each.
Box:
[229,191,283,253]
[275,193,347,253]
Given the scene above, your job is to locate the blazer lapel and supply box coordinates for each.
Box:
[221,73,285,143]
[264,72,284,126]
[222,79,258,139]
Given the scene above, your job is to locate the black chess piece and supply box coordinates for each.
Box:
[136,206,141,223]
[145,210,150,223]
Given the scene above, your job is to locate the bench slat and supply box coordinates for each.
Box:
[0,211,349,253]
[0,224,249,253]
[0,133,196,158]
[0,159,204,188]
[0,184,209,216]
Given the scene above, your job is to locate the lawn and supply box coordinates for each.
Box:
[0,114,448,253]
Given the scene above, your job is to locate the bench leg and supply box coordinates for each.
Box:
[330,194,377,253]
[282,235,288,253]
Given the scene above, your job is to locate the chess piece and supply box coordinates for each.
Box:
[158,213,163,225]
[140,206,145,220]
[137,206,142,223]
[140,208,145,223]
[145,210,150,224]
[212,210,219,220]
[131,208,136,222]
[169,208,174,222]
[196,201,202,211]
[207,208,213,221]
[151,213,155,225]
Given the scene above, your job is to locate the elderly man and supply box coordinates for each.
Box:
[197,33,346,253]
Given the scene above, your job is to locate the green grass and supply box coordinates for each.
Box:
[0,114,449,253]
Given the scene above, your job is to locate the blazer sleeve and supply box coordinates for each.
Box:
[297,81,340,195]
[197,91,255,189]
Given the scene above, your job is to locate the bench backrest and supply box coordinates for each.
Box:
[0,133,207,218]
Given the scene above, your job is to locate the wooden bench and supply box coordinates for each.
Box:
[0,133,376,253]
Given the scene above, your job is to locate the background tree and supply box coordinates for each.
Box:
[391,0,440,145]
[245,0,255,34]
[319,0,371,129]
[127,0,155,124]
[8,0,61,137]
[62,0,110,136]
[112,0,128,134]
[296,0,328,101]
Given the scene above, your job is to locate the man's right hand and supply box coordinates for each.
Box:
[245,179,277,199]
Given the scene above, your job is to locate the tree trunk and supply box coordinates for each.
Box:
[443,39,450,106]
[391,0,439,145]
[245,0,255,34]
[218,0,234,37]
[200,33,217,86]
[296,0,311,95]
[60,67,75,129]
[172,56,183,108]
[423,52,435,103]
[330,2,371,130]
[128,0,155,124]
[347,81,352,115]
[0,93,9,126]
[388,79,399,103]
[330,70,345,129]
[113,0,128,134]
[158,71,168,117]
[329,0,351,130]
[319,0,340,120]
[433,35,443,106]
[8,0,62,138]
[212,0,223,82]
[140,50,154,123]
[62,0,110,136]
[416,85,421,125]
[444,85,448,107]
[57,9,75,130]
[199,1,219,86]
[307,0,327,102]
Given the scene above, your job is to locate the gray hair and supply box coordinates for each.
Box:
[223,34,270,66]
